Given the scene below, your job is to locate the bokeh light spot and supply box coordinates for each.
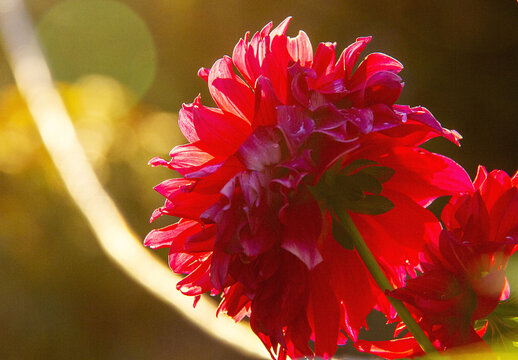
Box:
[36,0,156,102]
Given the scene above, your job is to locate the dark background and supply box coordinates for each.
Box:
[0,0,517,359]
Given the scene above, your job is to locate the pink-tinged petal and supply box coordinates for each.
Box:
[244,43,262,84]
[259,21,273,37]
[191,97,251,155]
[217,283,251,321]
[154,178,196,200]
[370,103,403,131]
[398,105,462,145]
[168,252,195,273]
[287,63,314,107]
[317,78,347,94]
[159,193,221,220]
[270,16,291,37]
[180,223,217,253]
[169,251,210,274]
[236,127,282,171]
[341,36,371,80]
[178,99,200,143]
[253,76,282,127]
[143,224,174,249]
[349,52,403,90]
[287,30,313,67]
[281,198,323,270]
[208,56,254,122]
[144,219,201,249]
[197,67,210,82]
[232,37,252,85]
[500,277,511,301]
[473,165,488,190]
[168,143,224,176]
[157,171,235,220]
[176,257,213,295]
[277,105,315,155]
[184,154,245,180]
[363,71,403,107]
[244,25,272,81]
[148,156,172,169]
[309,267,340,358]
[373,119,441,147]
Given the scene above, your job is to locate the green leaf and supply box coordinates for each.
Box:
[359,165,395,184]
[346,172,384,195]
[341,158,378,175]
[483,295,518,351]
[331,216,354,250]
[345,194,394,215]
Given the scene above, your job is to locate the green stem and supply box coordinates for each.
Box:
[335,210,437,354]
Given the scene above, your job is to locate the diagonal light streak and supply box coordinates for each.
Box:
[0,0,268,358]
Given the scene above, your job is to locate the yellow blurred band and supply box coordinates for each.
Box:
[0,0,268,358]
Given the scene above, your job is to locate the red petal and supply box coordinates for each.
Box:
[312,42,336,79]
[309,266,340,358]
[154,178,196,201]
[490,187,518,243]
[261,50,289,103]
[169,251,209,274]
[192,98,251,155]
[287,30,313,67]
[232,37,253,87]
[178,99,200,143]
[370,146,474,205]
[208,56,254,122]
[341,36,371,80]
[276,105,315,155]
[270,17,291,37]
[253,76,282,127]
[176,257,213,295]
[197,67,210,82]
[349,52,403,89]
[144,219,201,249]
[351,191,441,285]
[480,169,513,212]
[363,71,403,106]
[403,106,462,145]
[281,198,323,270]
[182,224,217,253]
[473,165,488,190]
[168,143,223,176]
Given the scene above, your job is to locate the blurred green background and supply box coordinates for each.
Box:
[0,0,517,359]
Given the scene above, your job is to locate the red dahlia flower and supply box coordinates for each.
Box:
[356,166,518,358]
[145,18,472,359]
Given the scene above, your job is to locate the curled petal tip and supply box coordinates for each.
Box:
[198,67,210,82]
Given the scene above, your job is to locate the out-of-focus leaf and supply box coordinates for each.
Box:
[344,194,395,215]
[484,295,518,351]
